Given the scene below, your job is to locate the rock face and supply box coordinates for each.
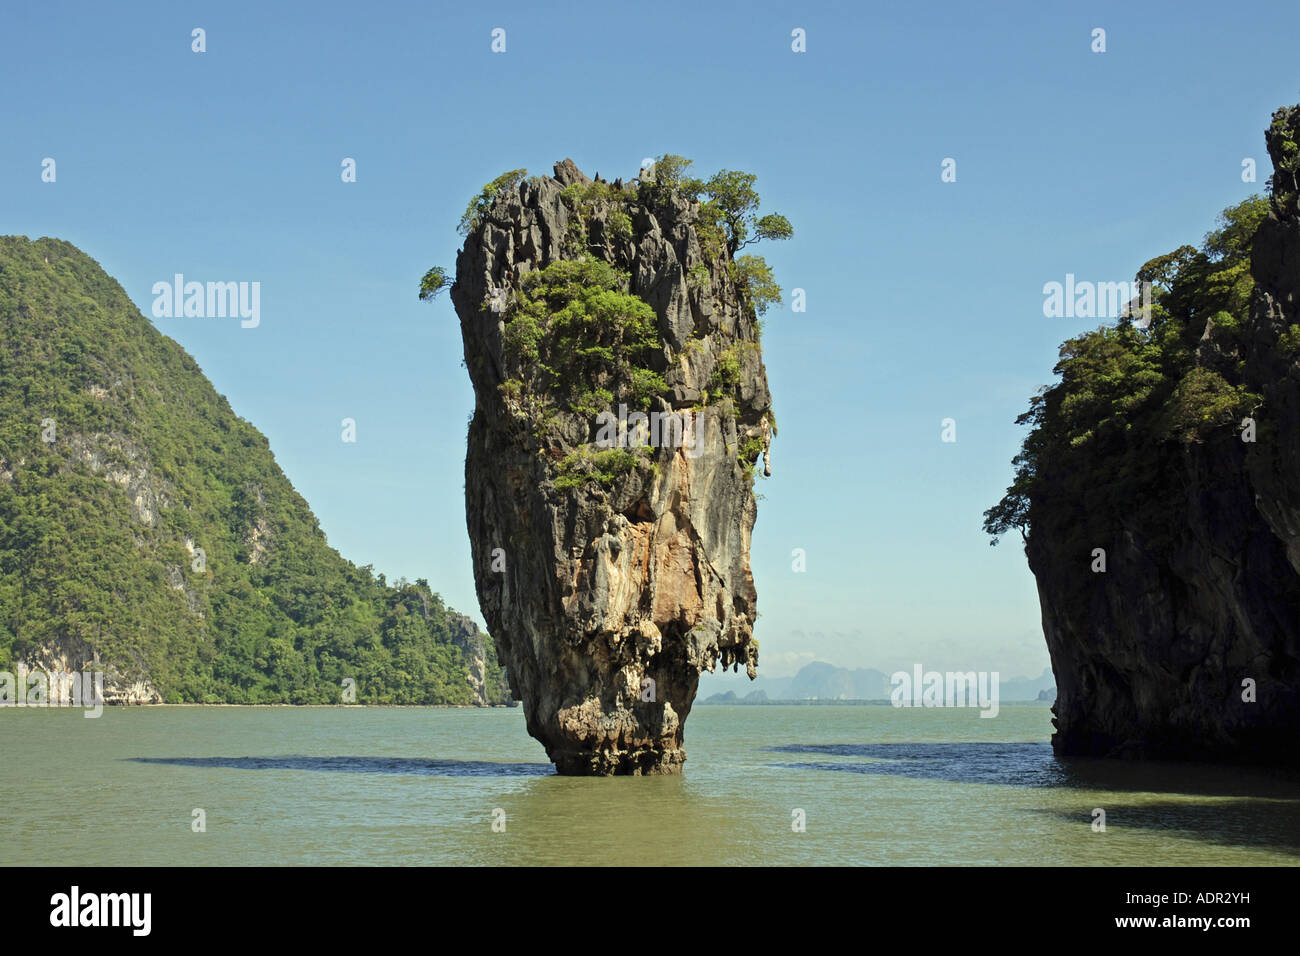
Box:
[451,160,773,774]
[1244,106,1300,572]
[1029,109,1300,763]
[447,612,514,707]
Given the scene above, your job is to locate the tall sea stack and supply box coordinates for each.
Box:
[450,159,774,774]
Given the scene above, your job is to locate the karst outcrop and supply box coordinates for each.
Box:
[989,106,1300,763]
[449,159,779,774]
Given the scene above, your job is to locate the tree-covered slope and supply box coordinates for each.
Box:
[0,235,508,705]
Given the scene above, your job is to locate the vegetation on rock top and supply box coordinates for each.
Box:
[984,195,1272,551]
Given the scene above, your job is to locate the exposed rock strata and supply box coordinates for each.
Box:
[451,160,772,774]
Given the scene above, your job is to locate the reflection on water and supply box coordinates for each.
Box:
[768,741,1064,788]
[128,755,552,777]
[766,740,1300,857]
[766,741,1300,798]
[2,704,1298,865]
[1030,800,1300,855]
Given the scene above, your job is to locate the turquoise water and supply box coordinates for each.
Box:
[1,703,1297,865]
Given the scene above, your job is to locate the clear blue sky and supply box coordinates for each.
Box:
[4,0,1296,680]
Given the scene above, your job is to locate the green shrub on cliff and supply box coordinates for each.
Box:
[434,158,785,490]
[558,181,637,255]
[436,156,791,332]
[458,168,528,236]
[730,255,783,318]
[554,447,649,491]
[710,346,742,394]
[697,169,794,255]
[1269,112,1300,209]
[646,154,791,310]
[608,207,633,240]
[418,266,450,302]
[985,196,1268,547]
[1279,325,1300,356]
[645,156,791,250]
[1164,366,1253,442]
[500,259,667,414]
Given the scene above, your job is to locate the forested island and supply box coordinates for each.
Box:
[0,237,508,705]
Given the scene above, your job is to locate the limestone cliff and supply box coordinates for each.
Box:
[447,612,513,707]
[450,159,775,774]
[999,107,1300,763]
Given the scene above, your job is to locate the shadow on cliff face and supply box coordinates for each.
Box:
[766,743,1300,799]
[126,756,553,777]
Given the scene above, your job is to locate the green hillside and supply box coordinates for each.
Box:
[0,236,506,705]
